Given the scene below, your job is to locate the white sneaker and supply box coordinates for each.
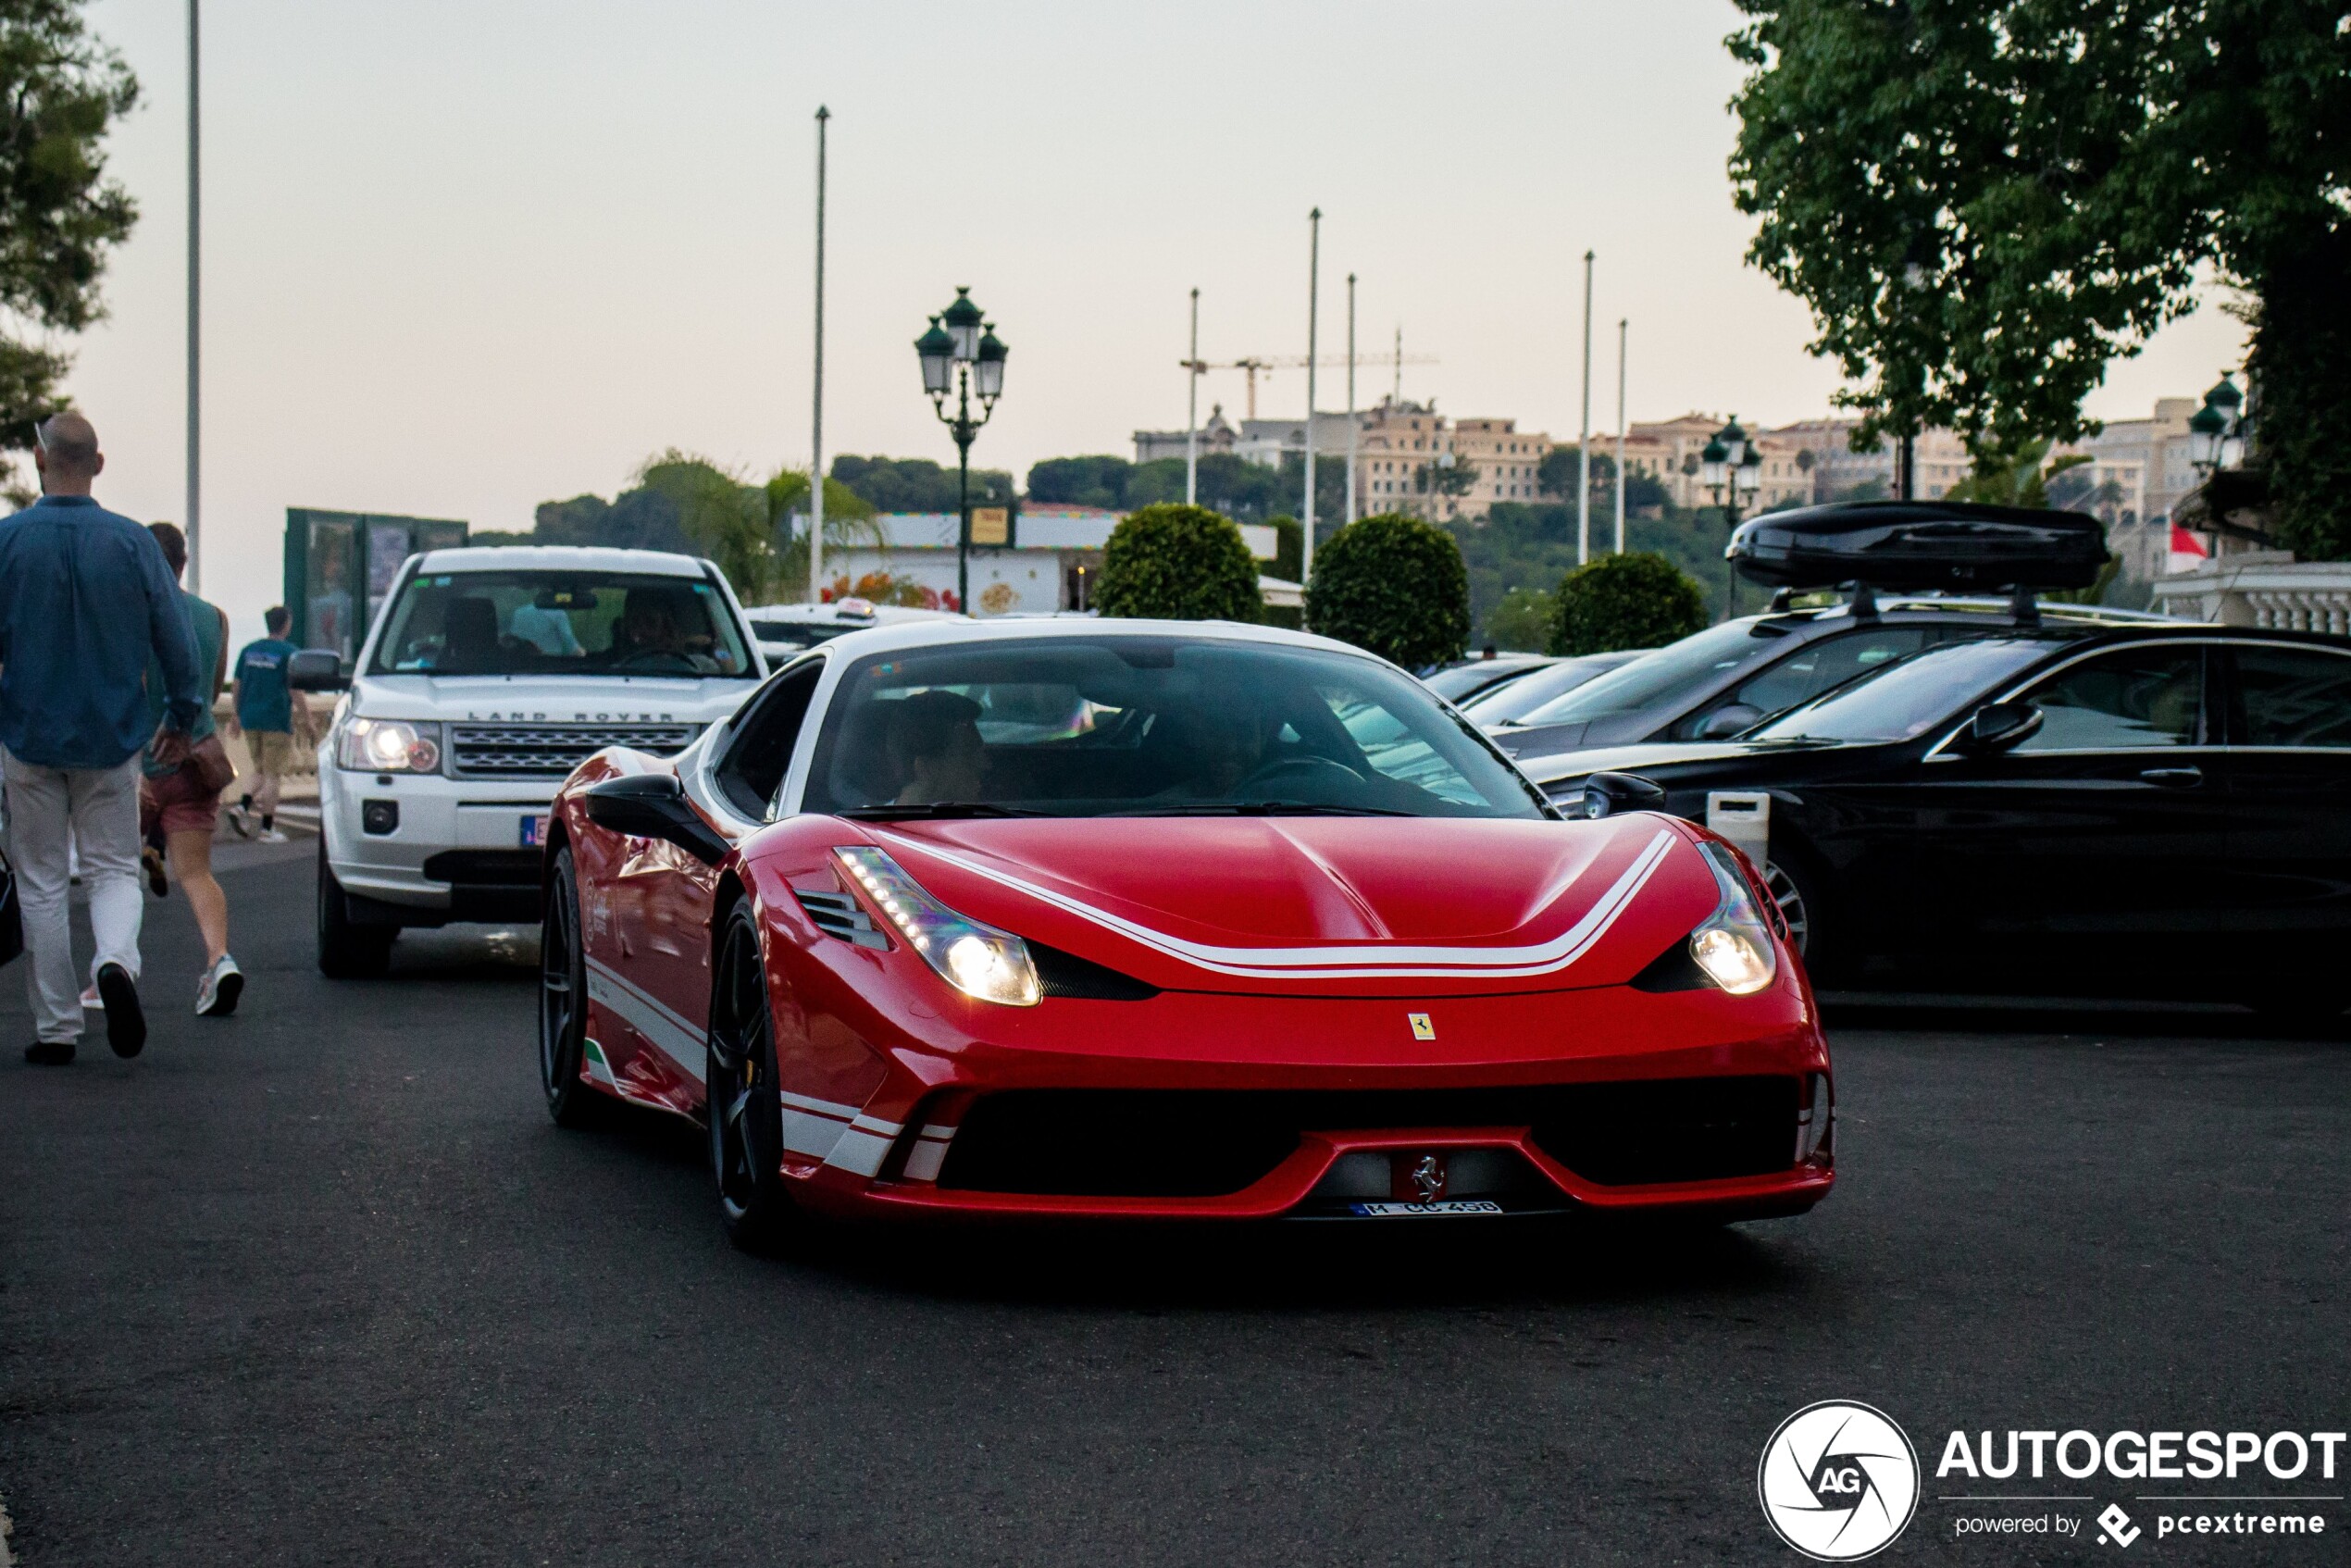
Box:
[227,806,254,839]
[195,954,244,1017]
[256,828,289,844]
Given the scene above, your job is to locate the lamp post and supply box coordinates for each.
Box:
[2187,372,2247,478]
[914,286,1007,615]
[1700,417,1763,620]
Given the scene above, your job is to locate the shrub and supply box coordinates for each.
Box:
[1304,513,1470,669]
[1484,586,1555,653]
[1094,504,1261,622]
[1549,552,1706,655]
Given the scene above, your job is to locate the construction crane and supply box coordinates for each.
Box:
[1181,343,1437,419]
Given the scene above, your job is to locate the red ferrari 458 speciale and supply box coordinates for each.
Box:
[539,619,1833,1246]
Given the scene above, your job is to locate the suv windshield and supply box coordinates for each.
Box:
[1511,618,1782,726]
[370,570,753,678]
[803,637,1549,819]
[1748,638,2059,743]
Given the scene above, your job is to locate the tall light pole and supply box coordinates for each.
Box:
[1301,207,1321,589]
[1614,317,1628,554]
[1701,417,1763,620]
[1345,272,1358,527]
[1184,287,1200,505]
[807,106,828,604]
[914,289,1007,615]
[1576,249,1593,566]
[185,0,201,591]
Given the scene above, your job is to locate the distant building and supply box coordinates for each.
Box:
[825,507,1279,616]
[1133,404,1238,466]
[1236,411,1361,469]
[1352,398,1553,522]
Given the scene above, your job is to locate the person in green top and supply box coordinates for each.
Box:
[131,523,243,1018]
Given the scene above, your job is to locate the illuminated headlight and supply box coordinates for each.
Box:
[832,846,1041,1007]
[1688,840,1778,995]
[336,716,442,774]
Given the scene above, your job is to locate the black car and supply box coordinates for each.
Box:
[1421,653,1559,706]
[1487,593,2170,763]
[1521,624,2351,1013]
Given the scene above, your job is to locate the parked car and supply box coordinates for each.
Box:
[293,546,767,977]
[742,597,964,655]
[1462,650,1649,730]
[540,617,1833,1243]
[1421,653,1558,707]
[1524,624,2351,1014]
[1487,595,2173,763]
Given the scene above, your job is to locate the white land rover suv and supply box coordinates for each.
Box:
[301,546,765,976]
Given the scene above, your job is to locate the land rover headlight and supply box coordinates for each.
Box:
[336,716,442,774]
[1688,840,1777,995]
[833,846,1041,1007]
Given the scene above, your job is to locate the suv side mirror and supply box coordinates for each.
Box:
[1577,770,1669,820]
[1698,703,1763,740]
[287,649,350,692]
[1958,701,2044,754]
[582,773,730,865]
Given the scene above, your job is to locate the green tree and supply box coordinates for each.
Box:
[1484,587,1555,653]
[830,454,1012,513]
[1549,553,1706,656]
[0,0,140,479]
[1940,440,2090,510]
[1094,503,1261,622]
[1305,513,1469,670]
[1726,0,2351,553]
[1264,514,1302,582]
[1026,454,1132,507]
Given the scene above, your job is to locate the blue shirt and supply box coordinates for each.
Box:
[0,495,204,770]
[233,636,299,732]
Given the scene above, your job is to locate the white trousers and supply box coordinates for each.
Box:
[2,747,143,1044]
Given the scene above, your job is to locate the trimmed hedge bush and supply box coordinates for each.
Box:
[1304,512,1470,669]
[1094,504,1262,622]
[1549,551,1707,655]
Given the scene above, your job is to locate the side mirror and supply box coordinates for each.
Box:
[582,773,729,865]
[1958,701,2044,754]
[287,649,350,692]
[1698,703,1764,740]
[1577,770,1669,820]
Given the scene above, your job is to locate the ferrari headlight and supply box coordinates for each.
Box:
[336,716,442,774]
[832,846,1041,1007]
[1689,840,1777,995]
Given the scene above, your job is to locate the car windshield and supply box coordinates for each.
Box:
[1472,653,1644,726]
[1748,638,2059,742]
[1424,659,1544,702]
[1511,618,1785,726]
[370,570,753,678]
[802,636,1549,819]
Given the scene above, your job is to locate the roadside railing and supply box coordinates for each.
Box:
[2148,551,2351,632]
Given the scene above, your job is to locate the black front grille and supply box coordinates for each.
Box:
[422,850,541,887]
[933,1077,1800,1198]
[449,723,699,778]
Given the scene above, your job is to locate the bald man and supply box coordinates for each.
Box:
[0,412,204,1064]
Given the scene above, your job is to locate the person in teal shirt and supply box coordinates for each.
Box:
[229,607,303,842]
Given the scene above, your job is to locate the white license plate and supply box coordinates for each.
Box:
[520,815,549,847]
[1348,1200,1505,1218]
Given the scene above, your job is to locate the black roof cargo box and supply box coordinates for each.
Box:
[1726,501,2109,591]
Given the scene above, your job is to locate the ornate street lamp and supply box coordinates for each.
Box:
[2188,373,2246,477]
[1703,417,1763,618]
[914,287,1008,613]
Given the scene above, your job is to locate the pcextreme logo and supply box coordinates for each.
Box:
[1759,1400,1922,1562]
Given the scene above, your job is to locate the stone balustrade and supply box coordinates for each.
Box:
[2148,550,2351,632]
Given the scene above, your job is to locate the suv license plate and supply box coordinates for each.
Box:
[520,815,549,847]
[1349,1200,1504,1218]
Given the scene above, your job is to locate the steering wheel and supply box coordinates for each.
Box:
[1234,754,1366,797]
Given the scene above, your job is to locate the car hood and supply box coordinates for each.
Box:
[346,673,757,724]
[854,814,1721,997]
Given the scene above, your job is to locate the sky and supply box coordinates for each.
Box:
[62,0,2251,643]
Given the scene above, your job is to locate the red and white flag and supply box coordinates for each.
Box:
[2167,524,2210,575]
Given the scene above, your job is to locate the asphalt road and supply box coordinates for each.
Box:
[1,850,2345,1567]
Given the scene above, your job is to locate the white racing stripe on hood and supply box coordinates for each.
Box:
[885,828,1677,981]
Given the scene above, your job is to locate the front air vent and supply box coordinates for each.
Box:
[795,889,888,950]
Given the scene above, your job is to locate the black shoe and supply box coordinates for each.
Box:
[142,845,168,898]
[95,963,145,1058]
[24,1039,74,1065]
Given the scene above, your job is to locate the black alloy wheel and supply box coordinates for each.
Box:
[707,905,793,1252]
[540,848,606,1126]
[316,840,395,978]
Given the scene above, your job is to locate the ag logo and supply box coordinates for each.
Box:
[1758,1400,1920,1561]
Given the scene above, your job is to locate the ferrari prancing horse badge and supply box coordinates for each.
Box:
[1408,1013,1435,1040]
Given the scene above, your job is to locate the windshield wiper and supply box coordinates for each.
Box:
[837,803,1052,820]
